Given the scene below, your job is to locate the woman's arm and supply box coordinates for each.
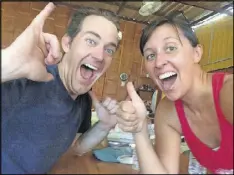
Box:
[134,99,181,174]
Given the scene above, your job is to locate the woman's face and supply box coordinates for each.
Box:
[143,24,202,101]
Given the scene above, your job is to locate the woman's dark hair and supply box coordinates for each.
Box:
[139,17,200,55]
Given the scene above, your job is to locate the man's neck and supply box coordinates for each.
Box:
[58,59,78,100]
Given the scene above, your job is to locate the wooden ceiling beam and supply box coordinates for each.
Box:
[53,2,149,25]
[176,1,233,16]
[167,10,185,19]
[191,2,233,26]
[104,2,166,17]
[104,2,122,6]
[119,16,149,25]
[126,4,165,17]
[116,1,126,15]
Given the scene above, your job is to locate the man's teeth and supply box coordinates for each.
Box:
[159,72,177,80]
[84,63,98,71]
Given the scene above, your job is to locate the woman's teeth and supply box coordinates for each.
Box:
[159,72,177,80]
[84,63,98,71]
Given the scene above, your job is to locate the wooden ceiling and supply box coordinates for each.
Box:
[54,1,233,26]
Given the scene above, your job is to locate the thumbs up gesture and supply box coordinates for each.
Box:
[89,91,118,130]
[116,82,148,133]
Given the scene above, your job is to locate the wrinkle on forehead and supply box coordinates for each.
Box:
[144,24,186,50]
[80,15,118,45]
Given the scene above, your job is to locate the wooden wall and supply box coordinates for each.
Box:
[195,16,233,72]
[1,2,155,102]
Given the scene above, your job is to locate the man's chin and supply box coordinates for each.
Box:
[75,85,93,95]
[76,74,101,94]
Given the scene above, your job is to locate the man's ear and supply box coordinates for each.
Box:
[61,34,72,53]
[193,44,203,63]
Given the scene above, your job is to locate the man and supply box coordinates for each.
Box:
[2,3,120,174]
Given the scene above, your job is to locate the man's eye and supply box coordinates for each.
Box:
[146,54,156,61]
[86,39,96,46]
[105,48,115,56]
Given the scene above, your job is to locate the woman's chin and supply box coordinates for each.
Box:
[164,91,181,102]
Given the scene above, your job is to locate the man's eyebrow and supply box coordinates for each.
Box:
[83,31,101,39]
[84,31,117,48]
[107,42,117,49]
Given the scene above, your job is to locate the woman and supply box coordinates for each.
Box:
[116,18,233,174]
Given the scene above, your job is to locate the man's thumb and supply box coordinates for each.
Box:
[126,82,141,102]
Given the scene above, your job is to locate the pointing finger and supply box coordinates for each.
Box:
[43,33,62,64]
[32,2,56,26]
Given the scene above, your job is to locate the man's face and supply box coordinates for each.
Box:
[62,15,119,96]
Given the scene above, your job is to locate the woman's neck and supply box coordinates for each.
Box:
[181,68,213,115]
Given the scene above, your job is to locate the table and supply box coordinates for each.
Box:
[49,147,138,174]
[49,146,190,174]
[49,134,190,174]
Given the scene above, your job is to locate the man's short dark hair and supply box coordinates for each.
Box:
[66,7,120,40]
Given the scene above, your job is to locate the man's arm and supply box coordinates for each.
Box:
[1,48,26,83]
[2,3,62,84]
[72,92,118,155]
[72,121,112,155]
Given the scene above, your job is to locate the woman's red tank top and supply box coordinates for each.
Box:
[175,72,233,174]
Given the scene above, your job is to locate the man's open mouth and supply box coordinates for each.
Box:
[80,63,99,81]
[158,71,178,91]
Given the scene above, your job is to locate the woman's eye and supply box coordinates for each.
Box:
[146,54,156,61]
[86,39,96,46]
[165,46,177,53]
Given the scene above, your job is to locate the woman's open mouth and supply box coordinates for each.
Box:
[158,71,178,91]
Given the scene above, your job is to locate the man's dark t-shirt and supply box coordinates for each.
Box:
[2,65,92,174]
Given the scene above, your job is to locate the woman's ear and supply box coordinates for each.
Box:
[193,44,203,63]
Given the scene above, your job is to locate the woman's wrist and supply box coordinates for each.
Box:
[134,119,150,139]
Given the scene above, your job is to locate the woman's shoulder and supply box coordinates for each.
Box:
[208,72,233,124]
[219,73,233,124]
[157,97,176,114]
[223,73,233,84]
